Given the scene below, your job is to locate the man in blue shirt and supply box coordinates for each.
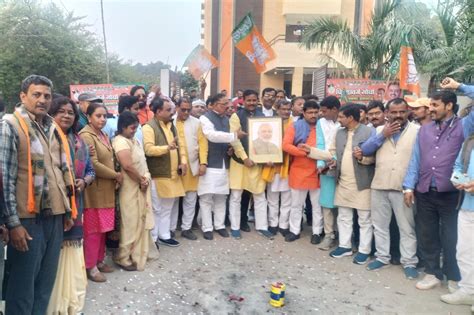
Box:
[441,136,474,306]
[403,87,474,293]
[361,98,419,279]
[440,77,474,99]
[439,77,474,307]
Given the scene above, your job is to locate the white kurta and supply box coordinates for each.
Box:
[269,174,290,192]
[262,107,274,117]
[197,114,235,196]
[319,118,340,148]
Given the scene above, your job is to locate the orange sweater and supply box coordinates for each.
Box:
[138,106,154,125]
[282,124,320,190]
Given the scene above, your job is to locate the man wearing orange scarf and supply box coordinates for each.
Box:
[262,100,292,236]
[0,75,73,315]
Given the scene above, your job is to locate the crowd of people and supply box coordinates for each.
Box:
[0,74,473,314]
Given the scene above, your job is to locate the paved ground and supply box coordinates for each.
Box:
[83,226,471,314]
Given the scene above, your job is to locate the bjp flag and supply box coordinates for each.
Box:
[398,37,420,96]
[183,45,219,80]
[232,13,276,74]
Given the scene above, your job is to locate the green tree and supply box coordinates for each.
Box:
[0,0,106,107]
[416,0,473,84]
[0,0,173,109]
[301,0,473,82]
[179,70,199,93]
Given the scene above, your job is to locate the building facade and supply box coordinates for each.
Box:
[201,0,375,98]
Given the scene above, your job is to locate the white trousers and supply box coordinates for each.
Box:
[267,186,291,229]
[289,189,322,235]
[229,189,268,231]
[457,210,474,294]
[151,194,177,241]
[337,206,373,254]
[170,191,198,231]
[150,181,160,241]
[199,194,226,232]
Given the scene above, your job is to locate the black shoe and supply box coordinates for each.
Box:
[170,231,176,238]
[390,257,401,265]
[216,229,229,238]
[181,229,197,240]
[279,228,289,237]
[203,231,213,240]
[268,226,278,236]
[241,223,251,232]
[154,241,160,250]
[158,238,180,247]
[285,232,300,242]
[311,234,322,245]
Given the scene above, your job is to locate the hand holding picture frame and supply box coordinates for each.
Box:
[248,117,283,164]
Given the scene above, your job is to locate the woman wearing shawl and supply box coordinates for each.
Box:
[112,112,155,271]
[79,103,123,282]
[47,96,95,314]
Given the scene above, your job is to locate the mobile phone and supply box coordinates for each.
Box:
[451,171,470,185]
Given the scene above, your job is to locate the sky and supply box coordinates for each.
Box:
[50,0,202,69]
[49,0,439,69]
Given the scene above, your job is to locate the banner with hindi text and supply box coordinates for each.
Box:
[326,79,387,105]
[70,83,138,114]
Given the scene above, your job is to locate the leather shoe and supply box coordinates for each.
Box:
[241,223,251,232]
[117,263,137,271]
[97,262,114,273]
[203,231,213,240]
[216,229,229,238]
[87,269,106,282]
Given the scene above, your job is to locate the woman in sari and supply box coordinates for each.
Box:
[112,111,154,271]
[80,103,123,282]
[47,96,95,314]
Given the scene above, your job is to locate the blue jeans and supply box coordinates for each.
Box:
[5,215,63,315]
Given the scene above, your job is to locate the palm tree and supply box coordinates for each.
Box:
[416,0,473,84]
[301,0,472,82]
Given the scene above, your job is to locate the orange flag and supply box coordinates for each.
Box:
[232,13,276,73]
[399,37,420,96]
[183,45,219,80]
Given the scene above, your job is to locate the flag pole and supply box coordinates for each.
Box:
[217,32,233,60]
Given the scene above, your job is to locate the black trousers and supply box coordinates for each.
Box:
[415,190,461,281]
[240,190,251,226]
[389,214,401,261]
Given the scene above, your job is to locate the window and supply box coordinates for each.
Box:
[285,24,306,43]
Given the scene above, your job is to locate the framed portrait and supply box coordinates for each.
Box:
[248,117,283,164]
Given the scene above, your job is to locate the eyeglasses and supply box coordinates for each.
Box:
[180,108,192,113]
